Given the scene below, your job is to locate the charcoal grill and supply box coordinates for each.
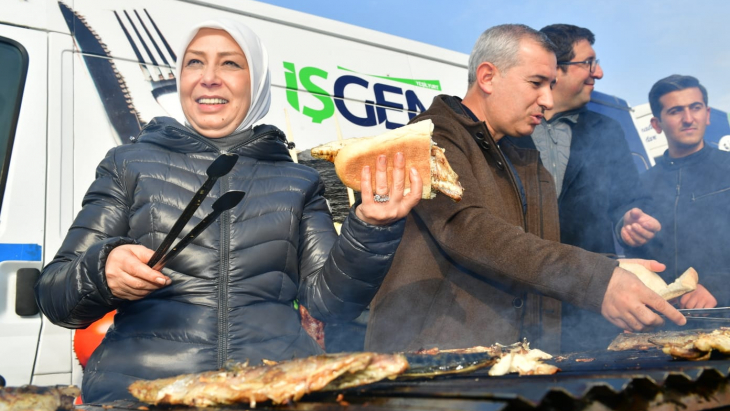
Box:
[77,344,730,411]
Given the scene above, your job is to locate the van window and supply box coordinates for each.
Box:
[0,37,29,211]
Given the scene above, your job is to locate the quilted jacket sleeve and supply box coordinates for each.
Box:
[297,179,405,322]
[35,149,134,329]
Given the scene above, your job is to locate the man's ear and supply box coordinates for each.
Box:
[650,117,663,134]
[706,106,711,125]
[475,62,498,94]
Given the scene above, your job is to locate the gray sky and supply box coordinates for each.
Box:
[256,0,730,112]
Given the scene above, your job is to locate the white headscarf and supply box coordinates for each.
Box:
[175,18,272,133]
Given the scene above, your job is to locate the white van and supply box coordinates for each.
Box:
[0,0,468,387]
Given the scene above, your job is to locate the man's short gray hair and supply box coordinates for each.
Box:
[467,24,557,88]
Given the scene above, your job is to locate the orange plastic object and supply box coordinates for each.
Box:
[73,310,115,368]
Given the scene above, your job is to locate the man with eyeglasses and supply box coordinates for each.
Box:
[367,24,685,356]
[508,24,662,352]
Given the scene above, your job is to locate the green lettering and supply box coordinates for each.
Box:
[299,67,334,124]
[283,62,299,111]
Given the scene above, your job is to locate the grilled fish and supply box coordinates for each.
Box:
[400,352,496,378]
[487,342,559,376]
[404,341,557,378]
[129,352,409,407]
[324,353,409,390]
[658,328,730,360]
[129,353,375,407]
[607,329,708,351]
[0,385,79,411]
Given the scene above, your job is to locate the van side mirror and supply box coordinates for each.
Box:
[16,268,40,316]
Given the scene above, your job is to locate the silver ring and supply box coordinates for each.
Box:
[374,194,390,203]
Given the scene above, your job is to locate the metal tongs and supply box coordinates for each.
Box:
[658,307,730,330]
[147,153,244,271]
[677,307,730,322]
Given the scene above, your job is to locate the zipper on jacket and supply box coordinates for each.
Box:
[163,123,284,367]
[217,176,232,368]
[672,169,681,279]
[692,186,730,201]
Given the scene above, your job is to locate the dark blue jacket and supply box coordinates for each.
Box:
[627,145,730,305]
[35,117,405,403]
[509,109,651,254]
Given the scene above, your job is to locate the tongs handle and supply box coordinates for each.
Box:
[147,154,238,268]
[678,307,730,319]
[150,191,246,271]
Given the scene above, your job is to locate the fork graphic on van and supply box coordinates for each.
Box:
[58,2,181,144]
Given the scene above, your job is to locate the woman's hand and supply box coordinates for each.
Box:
[355,152,422,226]
[105,244,170,300]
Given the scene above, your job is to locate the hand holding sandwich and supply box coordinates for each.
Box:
[601,259,686,331]
[356,152,422,226]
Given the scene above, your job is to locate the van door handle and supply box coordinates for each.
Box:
[16,268,41,316]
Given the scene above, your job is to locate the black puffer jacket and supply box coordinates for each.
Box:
[36,117,405,403]
[627,145,730,305]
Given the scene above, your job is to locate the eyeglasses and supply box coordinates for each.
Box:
[558,58,600,74]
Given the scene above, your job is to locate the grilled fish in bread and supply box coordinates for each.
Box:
[311,120,463,201]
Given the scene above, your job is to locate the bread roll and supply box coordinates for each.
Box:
[619,262,698,300]
[333,121,434,199]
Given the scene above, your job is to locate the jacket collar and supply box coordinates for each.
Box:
[432,95,538,167]
[658,143,710,170]
[136,117,293,162]
[544,106,583,125]
[437,95,497,138]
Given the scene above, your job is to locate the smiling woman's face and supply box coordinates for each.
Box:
[180,28,251,138]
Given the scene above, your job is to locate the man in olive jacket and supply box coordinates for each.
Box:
[366,24,685,354]
[509,24,662,353]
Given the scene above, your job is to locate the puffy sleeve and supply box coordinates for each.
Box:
[35,148,135,328]
[297,178,405,322]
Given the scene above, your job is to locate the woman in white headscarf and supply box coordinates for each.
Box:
[36,18,421,403]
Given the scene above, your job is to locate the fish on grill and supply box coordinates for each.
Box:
[407,341,557,377]
[324,353,409,390]
[608,329,706,351]
[400,352,496,378]
[0,385,79,411]
[656,328,730,360]
[424,345,499,355]
[129,352,408,408]
[487,341,559,376]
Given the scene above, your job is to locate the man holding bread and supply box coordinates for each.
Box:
[506,24,662,352]
[365,24,685,354]
[627,75,730,308]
